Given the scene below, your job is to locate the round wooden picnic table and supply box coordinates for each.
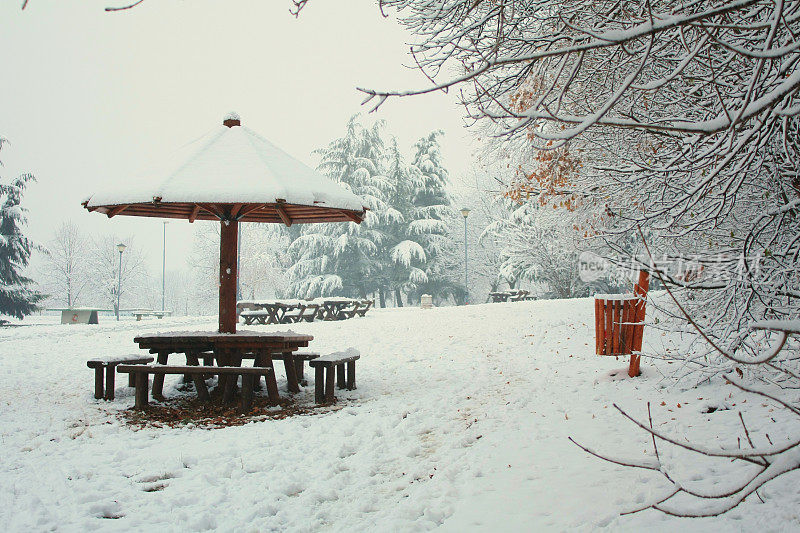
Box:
[133,330,313,400]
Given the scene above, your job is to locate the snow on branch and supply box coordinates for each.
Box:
[573,319,800,518]
[391,240,426,267]
[105,0,146,12]
[408,218,447,235]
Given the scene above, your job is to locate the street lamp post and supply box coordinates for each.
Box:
[162,222,167,312]
[460,208,470,304]
[116,243,126,320]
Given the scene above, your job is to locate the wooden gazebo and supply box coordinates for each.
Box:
[83,113,366,333]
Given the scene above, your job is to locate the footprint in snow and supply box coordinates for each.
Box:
[89,501,124,519]
[136,471,179,492]
[136,471,178,483]
[141,482,168,492]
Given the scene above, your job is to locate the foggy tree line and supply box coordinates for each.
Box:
[36,221,157,315]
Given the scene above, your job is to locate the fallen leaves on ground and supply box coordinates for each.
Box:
[121,388,344,430]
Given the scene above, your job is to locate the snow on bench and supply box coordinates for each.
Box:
[87,355,154,400]
[117,364,278,412]
[308,349,360,404]
[131,310,172,321]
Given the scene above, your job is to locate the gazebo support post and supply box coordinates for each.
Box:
[219,218,239,334]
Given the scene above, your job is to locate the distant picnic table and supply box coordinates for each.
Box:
[237,298,373,325]
[318,298,357,321]
[489,290,533,303]
[131,310,172,321]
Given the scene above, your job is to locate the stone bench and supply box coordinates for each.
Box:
[117,364,278,412]
[308,349,360,404]
[87,356,154,400]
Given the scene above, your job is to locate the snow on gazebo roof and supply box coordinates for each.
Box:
[83,113,365,224]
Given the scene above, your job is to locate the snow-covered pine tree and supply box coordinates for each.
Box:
[0,139,44,319]
[287,115,393,301]
[406,130,461,303]
[380,137,427,307]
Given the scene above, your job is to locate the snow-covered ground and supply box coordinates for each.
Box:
[1,298,798,531]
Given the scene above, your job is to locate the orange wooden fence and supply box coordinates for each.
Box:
[594,271,650,377]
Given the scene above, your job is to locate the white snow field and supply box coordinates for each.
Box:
[2,298,798,531]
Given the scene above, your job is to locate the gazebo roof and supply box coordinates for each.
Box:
[83,113,365,224]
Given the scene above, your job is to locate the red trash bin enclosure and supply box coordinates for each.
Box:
[594,271,650,377]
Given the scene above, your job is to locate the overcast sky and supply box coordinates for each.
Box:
[0,0,477,275]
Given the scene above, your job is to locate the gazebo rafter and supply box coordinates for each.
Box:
[81,200,363,224]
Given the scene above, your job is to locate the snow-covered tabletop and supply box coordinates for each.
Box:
[132,330,314,364]
[133,330,310,340]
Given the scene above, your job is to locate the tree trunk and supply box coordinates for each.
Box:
[378,289,386,308]
[394,288,404,307]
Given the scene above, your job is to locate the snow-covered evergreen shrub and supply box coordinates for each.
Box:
[0,138,43,319]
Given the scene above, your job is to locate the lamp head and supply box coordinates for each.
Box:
[460,207,471,218]
[116,243,127,253]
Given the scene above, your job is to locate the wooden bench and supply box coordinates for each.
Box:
[87,356,154,400]
[339,302,362,319]
[509,290,530,302]
[117,364,278,412]
[269,352,319,386]
[240,310,271,325]
[298,304,321,322]
[280,304,308,324]
[355,300,373,317]
[173,350,312,395]
[308,349,360,404]
[318,300,354,321]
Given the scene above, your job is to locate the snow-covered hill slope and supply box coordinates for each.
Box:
[1,299,797,531]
